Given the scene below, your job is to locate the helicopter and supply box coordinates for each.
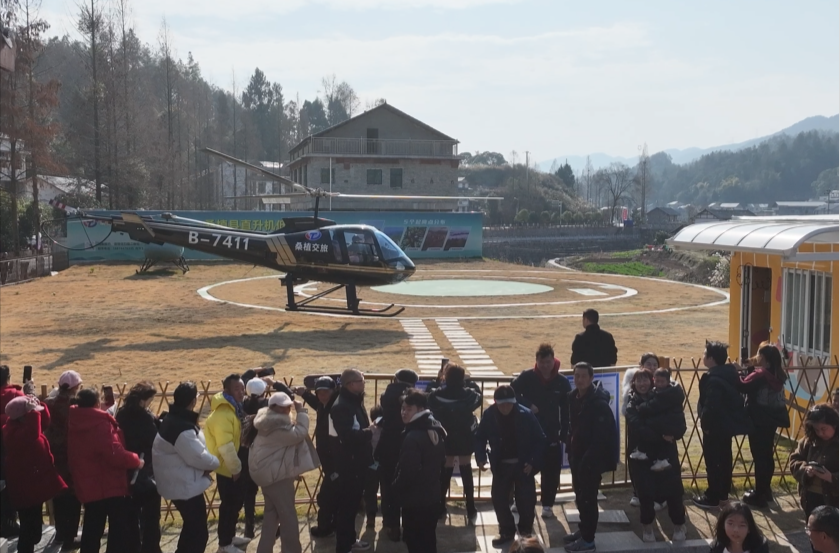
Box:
[46,148,502,317]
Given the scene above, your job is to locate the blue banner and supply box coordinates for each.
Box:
[65,210,483,263]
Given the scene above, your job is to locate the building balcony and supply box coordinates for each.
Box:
[294,137,460,161]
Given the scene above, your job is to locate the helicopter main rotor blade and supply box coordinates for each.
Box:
[333,194,505,201]
[201,148,311,195]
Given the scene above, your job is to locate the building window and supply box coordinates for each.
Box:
[258,182,266,194]
[783,268,832,356]
[390,168,403,189]
[367,169,383,185]
[320,168,336,185]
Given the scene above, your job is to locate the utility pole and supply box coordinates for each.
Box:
[638,143,648,224]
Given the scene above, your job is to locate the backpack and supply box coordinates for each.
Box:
[240,414,258,448]
[752,386,790,428]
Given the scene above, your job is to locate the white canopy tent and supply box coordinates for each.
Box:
[666,215,839,263]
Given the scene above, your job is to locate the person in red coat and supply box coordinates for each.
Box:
[3,395,68,553]
[0,364,26,539]
[68,388,143,553]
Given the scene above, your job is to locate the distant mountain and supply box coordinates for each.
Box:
[538,114,839,172]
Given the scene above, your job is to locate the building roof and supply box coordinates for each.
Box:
[667,215,839,262]
[696,208,756,219]
[719,202,743,209]
[649,206,680,216]
[774,201,828,208]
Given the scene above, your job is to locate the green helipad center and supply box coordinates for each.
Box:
[373,279,553,297]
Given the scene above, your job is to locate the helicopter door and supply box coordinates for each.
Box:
[343,230,382,267]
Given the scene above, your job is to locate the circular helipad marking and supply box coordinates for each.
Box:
[372,279,553,297]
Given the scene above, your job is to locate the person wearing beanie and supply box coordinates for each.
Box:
[475,384,546,548]
[376,368,418,540]
[296,376,339,538]
[44,370,84,550]
[329,369,374,553]
[3,395,67,553]
[240,377,268,538]
[512,343,572,519]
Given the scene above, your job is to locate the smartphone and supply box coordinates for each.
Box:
[22,365,32,383]
[740,347,749,365]
[102,385,115,406]
[374,416,383,425]
[807,461,826,471]
[441,358,449,370]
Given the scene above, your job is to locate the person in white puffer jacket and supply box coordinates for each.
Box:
[152,382,220,553]
[249,392,319,553]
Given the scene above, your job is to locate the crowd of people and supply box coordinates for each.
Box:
[0,307,837,553]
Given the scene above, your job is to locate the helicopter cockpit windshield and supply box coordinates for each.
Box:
[344,230,379,266]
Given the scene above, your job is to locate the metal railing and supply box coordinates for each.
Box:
[307,137,459,158]
[44,358,836,519]
[0,252,55,285]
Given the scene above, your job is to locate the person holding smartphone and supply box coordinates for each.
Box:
[789,405,839,520]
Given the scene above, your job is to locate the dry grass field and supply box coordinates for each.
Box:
[0,259,728,387]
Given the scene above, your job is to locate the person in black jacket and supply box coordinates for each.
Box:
[693,340,753,509]
[297,376,339,538]
[512,343,571,519]
[737,343,790,508]
[625,369,687,543]
[329,369,374,553]
[428,364,482,522]
[563,363,617,552]
[376,369,418,541]
[115,381,162,553]
[570,309,617,369]
[392,389,446,553]
[475,385,546,548]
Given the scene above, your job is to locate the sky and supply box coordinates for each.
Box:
[37,0,840,164]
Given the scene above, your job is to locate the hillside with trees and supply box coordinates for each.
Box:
[647,131,839,205]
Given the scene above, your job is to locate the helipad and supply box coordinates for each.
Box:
[372,279,553,297]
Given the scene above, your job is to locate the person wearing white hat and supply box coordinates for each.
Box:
[249,393,318,553]
[240,377,268,538]
[45,370,84,550]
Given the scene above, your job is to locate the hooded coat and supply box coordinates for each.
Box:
[697,363,752,436]
[392,411,446,507]
[789,431,839,510]
[377,381,414,461]
[152,406,219,501]
[44,391,75,484]
[204,392,242,477]
[475,403,546,473]
[249,408,318,487]
[428,384,481,456]
[568,382,618,474]
[116,404,161,491]
[511,359,572,444]
[2,404,67,509]
[67,406,142,504]
[633,381,687,439]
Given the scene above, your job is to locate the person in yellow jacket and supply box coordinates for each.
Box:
[205,374,250,553]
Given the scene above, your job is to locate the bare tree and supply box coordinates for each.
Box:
[76,0,103,202]
[158,17,176,208]
[596,162,635,224]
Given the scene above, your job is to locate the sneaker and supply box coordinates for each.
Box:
[230,536,251,546]
[541,506,555,518]
[692,495,718,509]
[310,526,335,538]
[672,524,686,541]
[217,546,241,553]
[642,525,655,543]
[629,449,649,460]
[491,534,515,547]
[565,538,596,551]
[654,501,667,511]
[629,496,640,507]
[351,540,371,551]
[563,530,582,544]
[650,459,671,472]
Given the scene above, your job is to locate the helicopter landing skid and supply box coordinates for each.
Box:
[282,276,404,317]
[136,256,190,275]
